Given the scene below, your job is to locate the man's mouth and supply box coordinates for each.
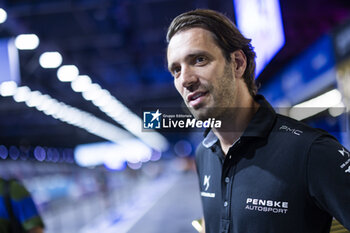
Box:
[187,91,208,107]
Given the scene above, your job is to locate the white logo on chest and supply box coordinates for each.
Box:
[200,175,215,198]
[245,198,289,214]
[203,175,210,191]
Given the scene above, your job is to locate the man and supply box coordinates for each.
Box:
[166,9,350,233]
[0,178,44,233]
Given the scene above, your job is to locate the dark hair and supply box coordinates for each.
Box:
[167,9,257,96]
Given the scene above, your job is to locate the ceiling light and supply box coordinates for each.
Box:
[127,162,142,170]
[92,90,111,107]
[13,86,31,102]
[71,75,92,92]
[0,8,7,24]
[10,86,134,144]
[71,76,169,151]
[25,90,43,107]
[57,65,79,82]
[35,94,53,111]
[99,102,117,114]
[289,89,343,120]
[0,81,17,96]
[39,52,62,68]
[15,34,40,50]
[293,89,342,108]
[82,83,101,100]
[328,102,346,117]
[42,99,60,115]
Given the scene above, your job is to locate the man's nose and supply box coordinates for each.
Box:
[180,66,198,90]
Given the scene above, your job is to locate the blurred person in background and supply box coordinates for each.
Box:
[166,9,350,233]
[0,178,44,233]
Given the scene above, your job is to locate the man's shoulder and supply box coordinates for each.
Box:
[195,142,211,160]
[196,141,207,153]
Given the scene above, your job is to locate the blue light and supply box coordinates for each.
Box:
[34,146,46,161]
[9,146,19,160]
[0,145,8,159]
[52,148,60,163]
[127,162,142,170]
[104,161,126,171]
[150,150,162,161]
[259,35,336,106]
[0,39,20,84]
[74,140,152,168]
[174,140,192,157]
[233,0,285,77]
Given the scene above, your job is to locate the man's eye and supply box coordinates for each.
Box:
[195,56,206,64]
[173,67,181,76]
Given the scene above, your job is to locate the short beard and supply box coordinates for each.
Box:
[187,63,234,121]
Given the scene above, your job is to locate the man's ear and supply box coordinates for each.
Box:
[230,50,247,79]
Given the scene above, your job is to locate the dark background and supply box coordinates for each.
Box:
[0,0,349,148]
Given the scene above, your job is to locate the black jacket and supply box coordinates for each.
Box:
[195,95,350,233]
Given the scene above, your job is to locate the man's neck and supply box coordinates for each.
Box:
[212,97,259,155]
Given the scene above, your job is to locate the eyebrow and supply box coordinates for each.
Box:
[168,50,212,72]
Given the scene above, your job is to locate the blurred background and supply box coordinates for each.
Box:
[0,0,349,232]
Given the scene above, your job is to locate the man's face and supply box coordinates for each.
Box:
[167,27,237,120]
